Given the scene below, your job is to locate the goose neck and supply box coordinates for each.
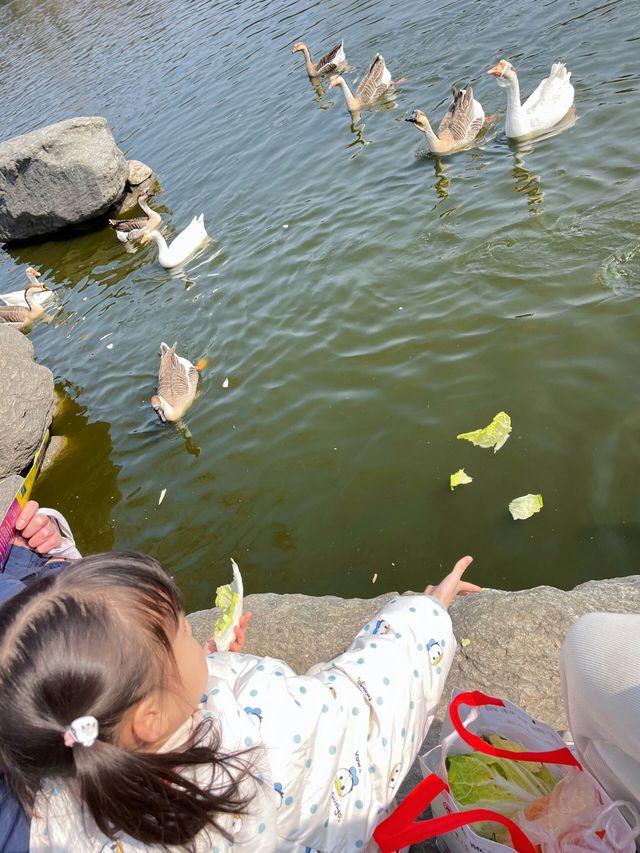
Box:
[337,78,359,111]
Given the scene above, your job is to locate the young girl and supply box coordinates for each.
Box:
[0,551,479,852]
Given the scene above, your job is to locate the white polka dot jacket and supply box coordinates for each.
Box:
[30,594,454,852]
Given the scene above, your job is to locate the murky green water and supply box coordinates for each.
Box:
[1,0,639,611]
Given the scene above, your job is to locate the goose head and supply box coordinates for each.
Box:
[26,266,41,284]
[292,42,306,54]
[150,394,167,423]
[328,75,343,89]
[488,59,516,87]
[24,281,50,309]
[405,109,430,133]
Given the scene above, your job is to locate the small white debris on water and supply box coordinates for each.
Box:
[106,343,113,350]
[283,224,289,229]
[223,378,229,388]
[398,306,403,311]
[158,488,167,505]
[100,332,113,341]
[391,562,395,567]
[372,573,378,584]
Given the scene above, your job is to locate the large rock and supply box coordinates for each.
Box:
[0,325,54,477]
[0,117,128,241]
[189,577,640,851]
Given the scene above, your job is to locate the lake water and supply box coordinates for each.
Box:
[1,0,639,612]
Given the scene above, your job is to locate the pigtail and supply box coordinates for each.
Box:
[71,718,255,845]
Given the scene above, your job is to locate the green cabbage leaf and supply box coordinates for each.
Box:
[450,469,473,490]
[457,412,512,453]
[447,735,557,817]
[509,494,543,520]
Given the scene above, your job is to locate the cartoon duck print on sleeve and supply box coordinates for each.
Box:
[427,638,446,673]
[335,765,360,797]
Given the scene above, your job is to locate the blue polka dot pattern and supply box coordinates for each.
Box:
[376,697,383,705]
[322,704,329,713]
[401,727,406,738]
[299,686,307,693]
[369,765,376,773]
[275,671,283,677]
[370,642,377,648]
[244,736,253,747]
[356,800,364,809]
[413,669,419,678]
[417,643,423,651]
[433,609,439,616]
[383,677,390,685]
[357,657,364,664]
[258,824,265,834]
[356,841,364,849]
[352,707,359,716]
[285,795,293,806]
[257,664,265,671]
[364,624,370,631]
[211,688,220,695]
[395,632,402,639]
[410,606,416,612]
[306,758,312,768]
[310,804,318,814]
[441,639,446,647]
[382,737,388,747]
[329,745,337,755]
[410,700,415,710]
[328,674,336,681]
[250,689,258,697]
[293,734,301,744]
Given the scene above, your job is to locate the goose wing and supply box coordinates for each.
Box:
[0,305,28,324]
[165,216,208,261]
[315,40,345,75]
[158,343,191,404]
[355,53,391,105]
[438,87,483,144]
[109,216,150,241]
[522,62,574,125]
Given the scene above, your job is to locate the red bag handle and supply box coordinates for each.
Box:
[449,691,580,767]
[373,773,537,853]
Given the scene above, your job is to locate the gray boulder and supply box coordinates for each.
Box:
[0,117,128,242]
[0,325,54,477]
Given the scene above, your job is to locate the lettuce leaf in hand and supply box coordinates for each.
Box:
[457,412,512,453]
[213,559,244,652]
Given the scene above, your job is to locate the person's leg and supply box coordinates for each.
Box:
[560,612,640,810]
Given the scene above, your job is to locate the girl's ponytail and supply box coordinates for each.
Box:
[0,553,254,846]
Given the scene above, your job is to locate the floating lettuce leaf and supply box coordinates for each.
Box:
[457,412,512,453]
[509,494,543,520]
[213,559,244,652]
[450,469,473,491]
[446,735,557,819]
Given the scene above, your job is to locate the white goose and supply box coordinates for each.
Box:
[488,59,574,140]
[0,281,50,331]
[141,215,208,268]
[0,267,54,308]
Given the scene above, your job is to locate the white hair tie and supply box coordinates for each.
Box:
[63,716,99,748]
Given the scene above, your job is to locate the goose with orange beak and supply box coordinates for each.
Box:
[488,59,574,140]
[0,267,55,308]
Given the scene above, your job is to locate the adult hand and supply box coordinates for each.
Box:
[424,556,481,610]
[11,501,62,554]
[204,612,252,654]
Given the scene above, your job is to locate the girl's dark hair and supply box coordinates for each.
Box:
[0,552,253,847]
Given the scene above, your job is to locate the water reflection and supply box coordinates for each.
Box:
[33,383,122,553]
[511,147,545,214]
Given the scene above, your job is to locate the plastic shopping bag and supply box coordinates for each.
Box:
[373,690,638,853]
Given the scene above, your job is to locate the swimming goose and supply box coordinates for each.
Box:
[329,54,393,111]
[488,59,574,140]
[109,193,162,243]
[292,40,346,77]
[140,215,207,268]
[0,281,50,330]
[405,86,487,154]
[151,341,206,423]
[0,267,54,308]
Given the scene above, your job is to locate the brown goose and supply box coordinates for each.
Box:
[0,267,54,308]
[109,193,161,244]
[292,40,346,77]
[328,54,393,111]
[405,86,487,154]
[151,341,207,423]
[0,282,50,331]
